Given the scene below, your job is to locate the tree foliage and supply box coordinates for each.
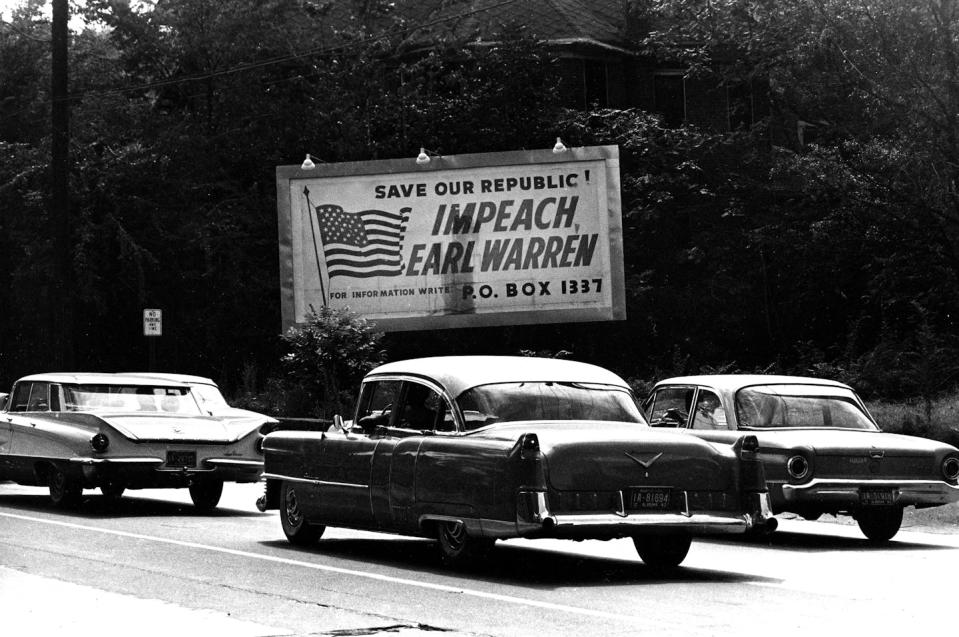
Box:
[279,306,384,417]
[3,0,959,405]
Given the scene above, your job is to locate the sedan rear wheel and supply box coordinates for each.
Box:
[48,465,82,508]
[280,481,324,545]
[632,534,692,569]
[855,506,903,542]
[189,478,223,512]
[435,520,493,566]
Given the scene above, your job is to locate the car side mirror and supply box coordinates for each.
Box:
[333,414,347,434]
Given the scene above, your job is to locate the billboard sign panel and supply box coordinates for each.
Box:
[277,145,624,331]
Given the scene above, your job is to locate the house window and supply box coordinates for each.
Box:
[583,60,609,108]
[653,73,685,127]
[728,82,756,130]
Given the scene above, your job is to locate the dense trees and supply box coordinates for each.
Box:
[1,0,958,403]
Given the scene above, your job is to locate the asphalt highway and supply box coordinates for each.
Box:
[1,482,955,636]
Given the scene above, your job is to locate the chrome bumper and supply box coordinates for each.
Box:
[69,456,261,468]
[514,489,775,537]
[781,479,959,505]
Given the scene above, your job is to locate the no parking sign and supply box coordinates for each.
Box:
[143,309,162,336]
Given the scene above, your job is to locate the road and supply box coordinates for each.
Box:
[1,482,955,636]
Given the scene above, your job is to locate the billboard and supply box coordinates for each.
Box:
[277,145,625,331]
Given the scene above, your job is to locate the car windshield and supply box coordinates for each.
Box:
[735,384,877,430]
[65,384,203,415]
[456,382,645,430]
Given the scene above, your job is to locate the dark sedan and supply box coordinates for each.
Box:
[258,356,776,568]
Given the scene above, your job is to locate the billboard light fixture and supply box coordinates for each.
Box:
[552,137,567,153]
[416,147,442,164]
[301,153,324,170]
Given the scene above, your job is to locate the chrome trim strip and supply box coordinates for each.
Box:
[260,472,369,489]
[204,459,263,468]
[69,457,163,465]
[614,490,626,517]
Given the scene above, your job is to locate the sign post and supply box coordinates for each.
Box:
[143,308,162,371]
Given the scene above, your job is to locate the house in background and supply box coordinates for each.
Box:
[396,0,766,132]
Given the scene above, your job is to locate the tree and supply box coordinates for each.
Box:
[280,306,384,417]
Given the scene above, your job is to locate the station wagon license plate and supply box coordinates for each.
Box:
[166,450,197,468]
[626,487,672,511]
[859,487,896,506]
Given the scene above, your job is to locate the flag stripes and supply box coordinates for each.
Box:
[315,204,409,278]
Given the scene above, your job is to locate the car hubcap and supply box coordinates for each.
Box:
[442,521,467,551]
[284,489,303,528]
[50,471,65,498]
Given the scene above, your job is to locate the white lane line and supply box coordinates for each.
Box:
[0,511,645,623]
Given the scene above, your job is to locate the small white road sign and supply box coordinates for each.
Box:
[143,309,162,336]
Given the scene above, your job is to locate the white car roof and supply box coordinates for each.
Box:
[16,372,192,387]
[367,356,632,398]
[654,374,853,392]
[120,372,218,387]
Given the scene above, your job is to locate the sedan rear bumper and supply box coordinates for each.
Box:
[781,478,959,506]
[511,489,776,538]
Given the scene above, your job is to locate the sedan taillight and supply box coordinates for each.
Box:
[786,455,809,480]
[942,457,959,481]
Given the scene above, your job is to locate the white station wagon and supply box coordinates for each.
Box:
[0,373,274,510]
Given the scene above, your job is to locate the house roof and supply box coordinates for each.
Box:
[396,0,634,51]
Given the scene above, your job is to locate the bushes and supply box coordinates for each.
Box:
[275,307,385,418]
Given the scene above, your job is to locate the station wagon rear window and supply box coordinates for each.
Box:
[457,382,644,430]
[64,385,203,415]
[735,384,877,430]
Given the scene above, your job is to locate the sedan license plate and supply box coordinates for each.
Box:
[626,487,672,511]
[166,450,197,468]
[859,487,896,506]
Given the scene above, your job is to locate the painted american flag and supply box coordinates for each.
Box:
[314,204,410,278]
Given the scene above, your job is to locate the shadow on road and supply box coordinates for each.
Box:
[0,491,262,519]
[258,537,781,589]
[707,529,955,552]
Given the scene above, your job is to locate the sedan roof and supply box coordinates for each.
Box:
[654,374,853,392]
[367,356,631,398]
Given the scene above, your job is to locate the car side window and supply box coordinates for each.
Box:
[49,384,63,411]
[647,387,695,427]
[397,382,445,431]
[10,383,32,412]
[355,380,402,434]
[690,390,728,430]
[26,383,50,411]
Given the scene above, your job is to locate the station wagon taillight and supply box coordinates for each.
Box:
[90,433,110,453]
